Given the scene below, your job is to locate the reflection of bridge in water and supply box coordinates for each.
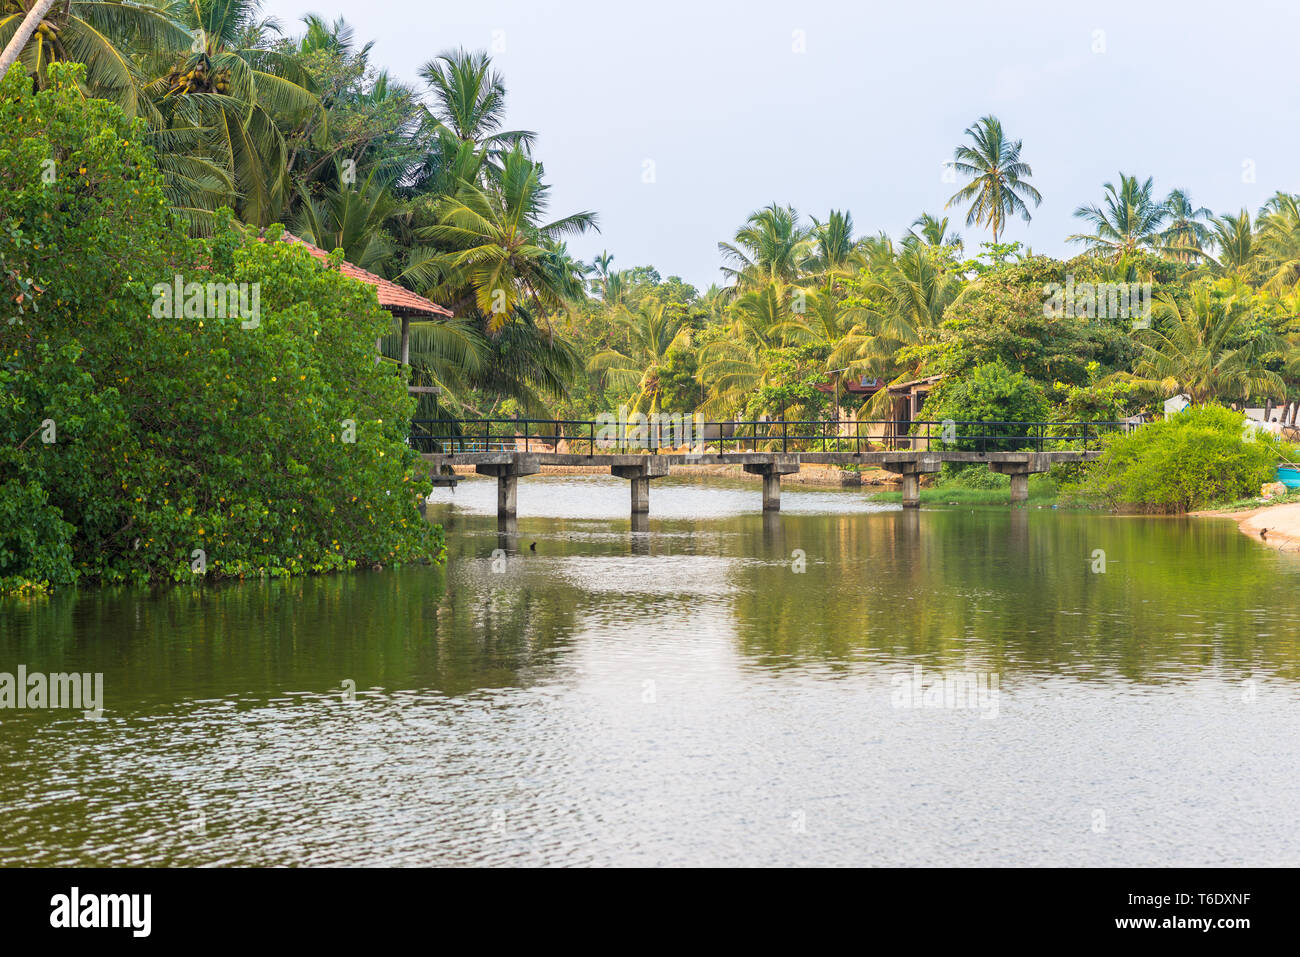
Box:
[415,419,1119,515]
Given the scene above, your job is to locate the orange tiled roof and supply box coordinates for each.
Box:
[269,232,453,318]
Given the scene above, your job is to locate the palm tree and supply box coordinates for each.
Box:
[587,301,692,413]
[1068,173,1168,257]
[1255,192,1300,291]
[696,284,796,417]
[908,212,962,251]
[418,48,535,164]
[862,243,957,354]
[289,163,397,274]
[807,210,861,279]
[589,249,618,298]
[405,147,598,333]
[1128,285,1284,404]
[146,0,326,226]
[844,244,960,417]
[0,0,190,118]
[1209,209,1256,273]
[946,115,1041,243]
[718,204,814,292]
[1160,189,1214,261]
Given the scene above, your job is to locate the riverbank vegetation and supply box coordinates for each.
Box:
[1062,405,1291,513]
[1,66,440,594]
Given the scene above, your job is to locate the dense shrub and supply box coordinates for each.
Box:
[1067,405,1290,513]
[924,360,1051,451]
[1,64,441,591]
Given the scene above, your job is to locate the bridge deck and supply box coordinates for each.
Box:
[421,449,1098,468]
[420,448,1100,514]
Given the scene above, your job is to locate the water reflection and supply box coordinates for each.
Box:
[2,475,1300,866]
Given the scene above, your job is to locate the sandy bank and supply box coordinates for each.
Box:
[1192,502,1300,552]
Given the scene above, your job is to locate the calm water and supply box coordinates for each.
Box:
[2,475,1299,866]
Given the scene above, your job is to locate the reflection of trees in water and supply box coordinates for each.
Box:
[727,510,1300,682]
[0,563,572,703]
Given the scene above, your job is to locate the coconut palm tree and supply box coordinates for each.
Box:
[1255,192,1300,291]
[718,204,814,293]
[696,285,796,416]
[404,147,598,333]
[0,0,190,117]
[289,162,398,274]
[418,48,535,166]
[1160,189,1214,262]
[908,212,962,251]
[1209,209,1256,273]
[1068,173,1168,257]
[945,115,1041,243]
[1128,284,1284,404]
[587,301,692,413]
[145,0,326,227]
[807,210,861,279]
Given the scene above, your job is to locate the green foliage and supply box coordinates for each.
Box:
[926,360,1050,449]
[1052,362,1147,421]
[741,346,828,420]
[0,67,440,589]
[0,479,78,594]
[923,256,1139,387]
[1068,405,1291,513]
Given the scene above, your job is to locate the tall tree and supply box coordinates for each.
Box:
[1068,173,1168,258]
[908,212,962,251]
[1209,209,1256,273]
[0,0,189,116]
[418,48,535,162]
[1129,284,1284,403]
[405,147,598,333]
[718,204,814,292]
[147,0,326,226]
[1160,189,1214,261]
[587,301,692,413]
[946,115,1041,243]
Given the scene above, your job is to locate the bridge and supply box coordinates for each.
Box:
[413,418,1121,516]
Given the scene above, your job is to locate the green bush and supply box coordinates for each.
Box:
[925,360,1050,450]
[0,64,441,589]
[935,463,1009,490]
[1067,405,1290,513]
[0,479,77,594]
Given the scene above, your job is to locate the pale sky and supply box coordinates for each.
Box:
[274,0,1300,289]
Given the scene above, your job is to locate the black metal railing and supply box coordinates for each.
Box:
[409,418,1131,455]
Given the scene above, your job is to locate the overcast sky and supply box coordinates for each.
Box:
[274,0,1300,290]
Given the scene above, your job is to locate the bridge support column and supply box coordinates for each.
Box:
[630,476,650,513]
[475,456,541,518]
[611,459,671,515]
[1008,472,1029,503]
[881,453,941,509]
[743,459,800,511]
[499,474,519,515]
[900,472,921,508]
[989,454,1049,506]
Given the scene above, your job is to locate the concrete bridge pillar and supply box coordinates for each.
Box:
[900,472,921,508]
[742,459,800,511]
[630,476,650,513]
[611,459,671,514]
[881,453,941,509]
[1008,472,1029,503]
[476,456,541,517]
[989,453,1049,505]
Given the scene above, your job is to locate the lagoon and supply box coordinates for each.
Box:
[1,475,1298,866]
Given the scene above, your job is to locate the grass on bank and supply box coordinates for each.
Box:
[867,466,1058,506]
